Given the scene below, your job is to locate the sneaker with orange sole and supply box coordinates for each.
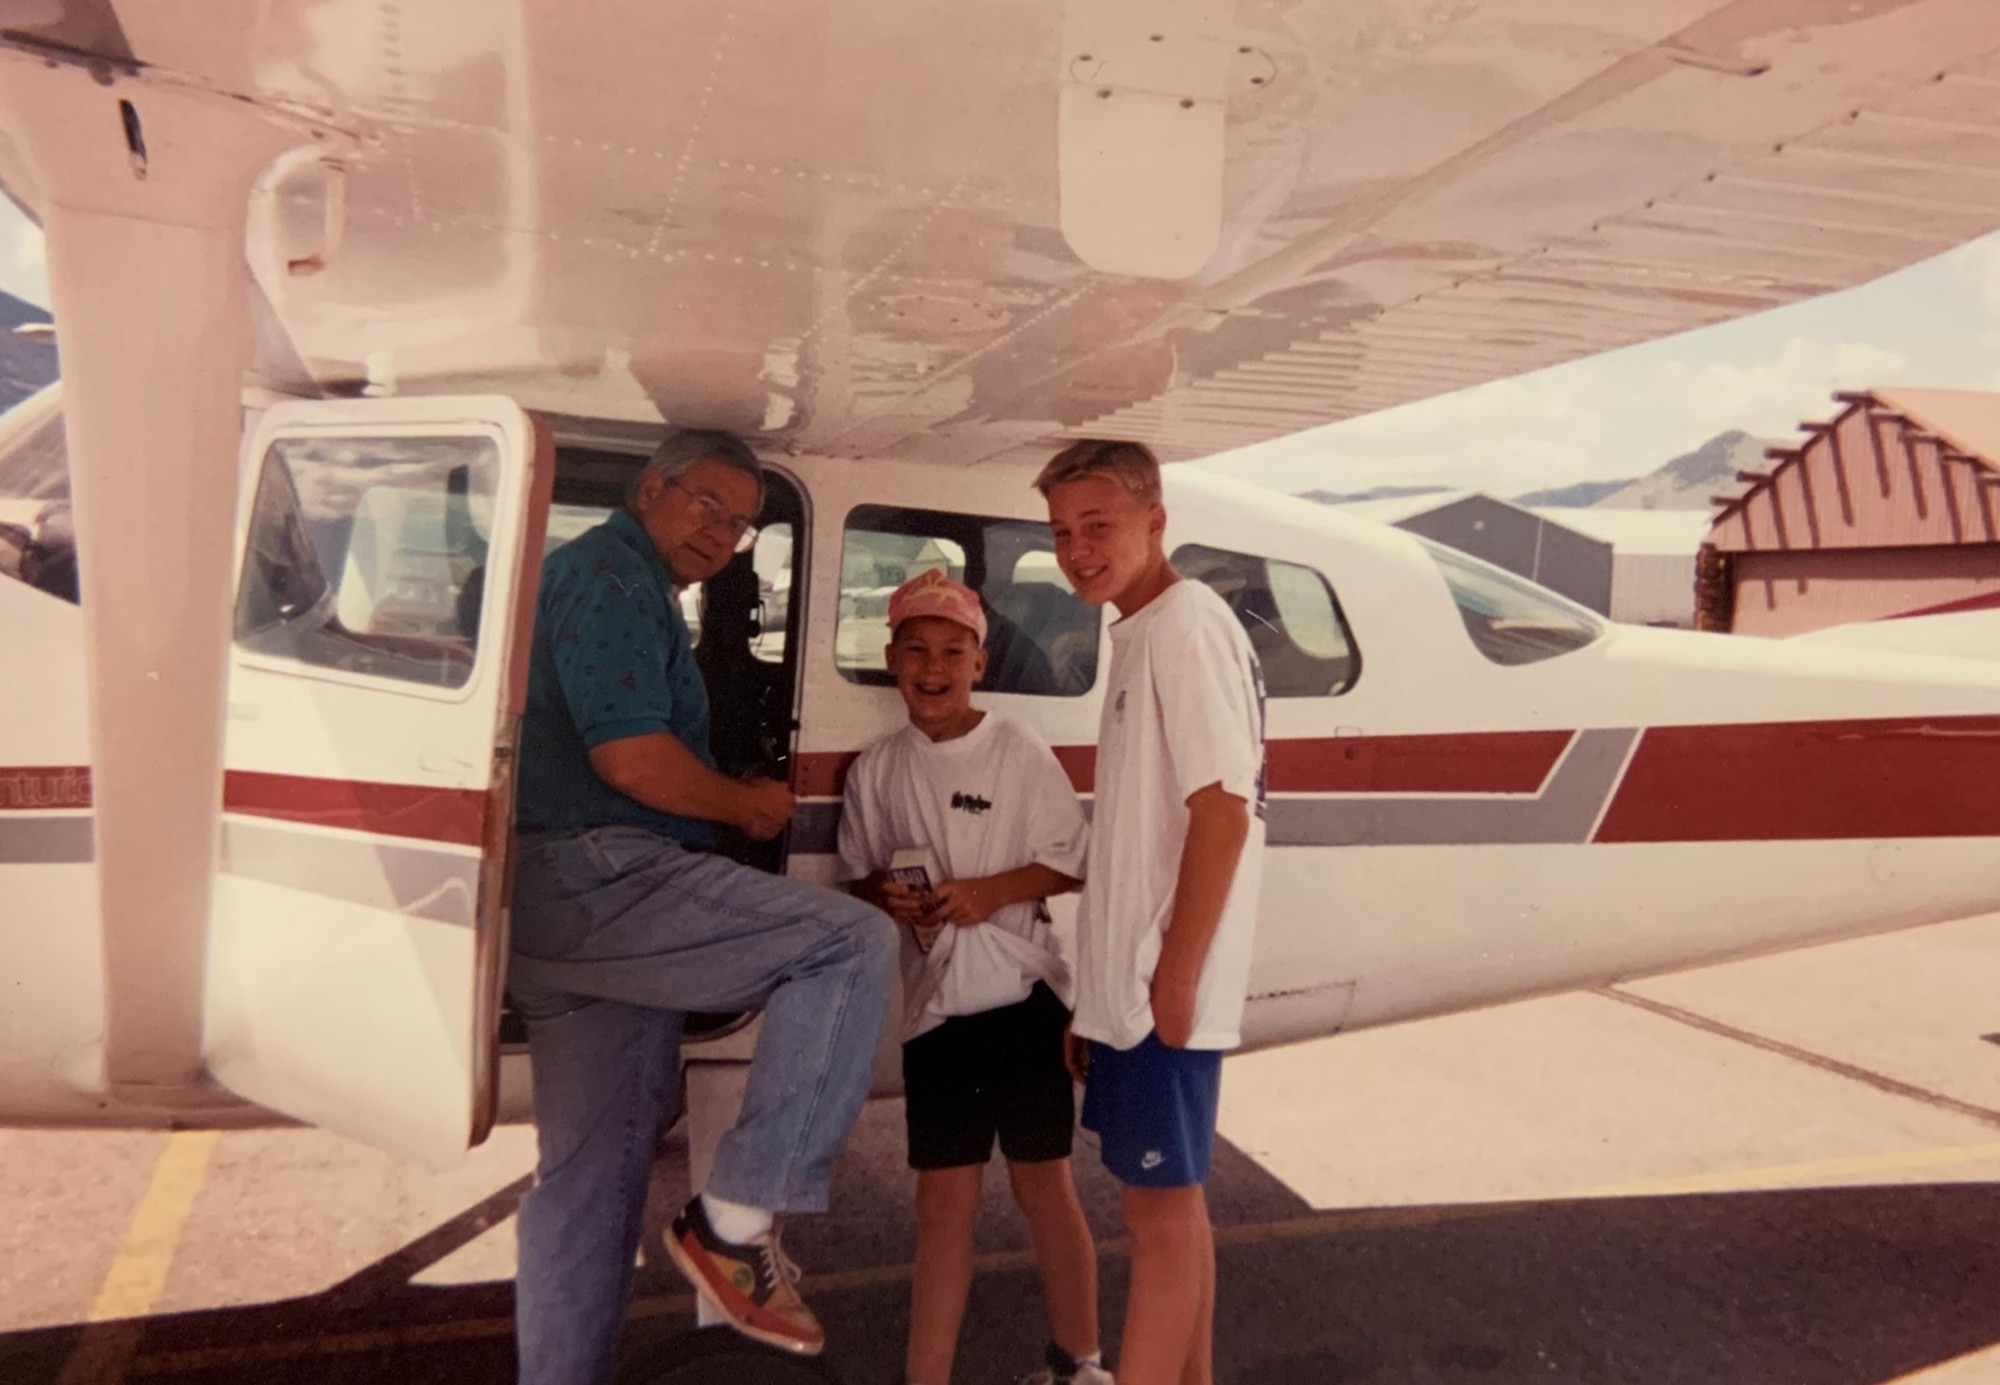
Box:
[666,1196,825,1357]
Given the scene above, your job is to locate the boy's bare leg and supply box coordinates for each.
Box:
[906,1164,984,1385]
[1116,1184,1212,1385]
[1181,1195,1214,1385]
[1006,1157,1101,1362]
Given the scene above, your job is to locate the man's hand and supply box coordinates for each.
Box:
[923,879,993,929]
[734,777,796,841]
[1063,1020,1090,1083]
[1149,964,1200,1049]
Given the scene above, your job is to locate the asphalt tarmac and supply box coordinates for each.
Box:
[11,912,2000,1385]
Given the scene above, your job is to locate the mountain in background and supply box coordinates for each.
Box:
[1298,429,1785,513]
[1297,483,1453,506]
[0,291,56,415]
[1584,429,1782,510]
[1510,476,1630,507]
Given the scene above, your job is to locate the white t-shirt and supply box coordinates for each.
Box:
[1073,579,1267,1052]
[837,711,1089,1041]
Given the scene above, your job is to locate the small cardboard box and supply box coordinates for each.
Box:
[890,846,944,953]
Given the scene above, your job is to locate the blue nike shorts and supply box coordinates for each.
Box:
[1080,1030,1224,1188]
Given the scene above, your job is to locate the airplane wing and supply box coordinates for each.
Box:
[5,1,1999,466]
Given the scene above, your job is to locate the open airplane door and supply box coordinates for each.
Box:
[206,398,551,1166]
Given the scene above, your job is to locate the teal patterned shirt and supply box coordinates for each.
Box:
[516,508,718,847]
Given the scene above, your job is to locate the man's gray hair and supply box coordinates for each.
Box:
[627,428,765,510]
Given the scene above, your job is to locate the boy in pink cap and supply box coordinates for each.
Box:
[840,569,1111,1385]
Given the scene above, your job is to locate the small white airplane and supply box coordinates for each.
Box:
[5,0,2000,1309]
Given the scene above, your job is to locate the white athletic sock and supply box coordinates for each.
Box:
[701,1190,774,1244]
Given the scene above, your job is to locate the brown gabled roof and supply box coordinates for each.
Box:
[1708,388,2000,554]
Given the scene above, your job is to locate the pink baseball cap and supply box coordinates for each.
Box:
[888,569,988,644]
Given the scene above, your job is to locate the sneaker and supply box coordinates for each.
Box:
[666,1196,825,1356]
[1020,1341,1114,1385]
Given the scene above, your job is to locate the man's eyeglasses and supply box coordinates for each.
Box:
[668,477,760,554]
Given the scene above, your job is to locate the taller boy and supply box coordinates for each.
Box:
[1036,440,1267,1385]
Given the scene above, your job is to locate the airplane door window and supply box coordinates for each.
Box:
[234,433,499,690]
[1171,544,1360,697]
[836,505,1100,696]
[1416,537,1603,666]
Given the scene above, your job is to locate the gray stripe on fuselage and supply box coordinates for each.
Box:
[0,815,93,864]
[0,815,480,923]
[789,728,1640,854]
[1265,727,1639,847]
[220,819,480,928]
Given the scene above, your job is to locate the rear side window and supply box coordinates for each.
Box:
[1417,537,1602,666]
[838,504,1100,696]
[234,434,499,690]
[1172,544,1359,696]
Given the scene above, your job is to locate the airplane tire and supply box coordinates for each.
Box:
[621,1327,845,1385]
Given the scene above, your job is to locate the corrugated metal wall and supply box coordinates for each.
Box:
[1707,392,2000,635]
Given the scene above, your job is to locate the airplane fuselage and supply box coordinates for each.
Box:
[6,397,2000,1143]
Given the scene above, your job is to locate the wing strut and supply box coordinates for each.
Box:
[0,47,322,1097]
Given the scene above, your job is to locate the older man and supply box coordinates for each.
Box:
[508,429,896,1384]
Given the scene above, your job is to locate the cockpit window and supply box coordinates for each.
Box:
[1418,537,1603,666]
[234,433,499,689]
[1172,544,1359,696]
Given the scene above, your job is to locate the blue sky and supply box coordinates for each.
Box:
[5,193,1998,499]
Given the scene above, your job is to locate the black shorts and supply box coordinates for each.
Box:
[901,982,1076,1170]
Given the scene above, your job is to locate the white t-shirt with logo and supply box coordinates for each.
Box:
[837,711,1090,1042]
[1073,579,1267,1052]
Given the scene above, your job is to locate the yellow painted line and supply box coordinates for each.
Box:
[133,1199,1525,1375]
[1571,1139,2000,1200]
[87,1131,222,1320]
[59,1131,220,1385]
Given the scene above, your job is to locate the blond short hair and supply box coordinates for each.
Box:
[1032,439,1162,505]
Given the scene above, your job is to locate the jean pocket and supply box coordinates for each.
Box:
[582,825,684,878]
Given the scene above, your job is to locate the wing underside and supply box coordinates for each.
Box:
[5,1,2000,465]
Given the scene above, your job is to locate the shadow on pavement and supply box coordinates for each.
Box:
[8,1102,2000,1384]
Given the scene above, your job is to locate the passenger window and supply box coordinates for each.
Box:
[234,434,499,690]
[0,385,77,604]
[1171,544,1359,696]
[1416,537,1602,667]
[838,505,1100,696]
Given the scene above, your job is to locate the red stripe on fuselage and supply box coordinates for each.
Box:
[0,766,486,845]
[20,713,2000,847]
[0,766,92,811]
[794,729,1567,798]
[1262,730,1571,795]
[222,770,488,847]
[1593,715,2000,843]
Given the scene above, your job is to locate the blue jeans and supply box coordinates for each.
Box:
[507,826,896,1385]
